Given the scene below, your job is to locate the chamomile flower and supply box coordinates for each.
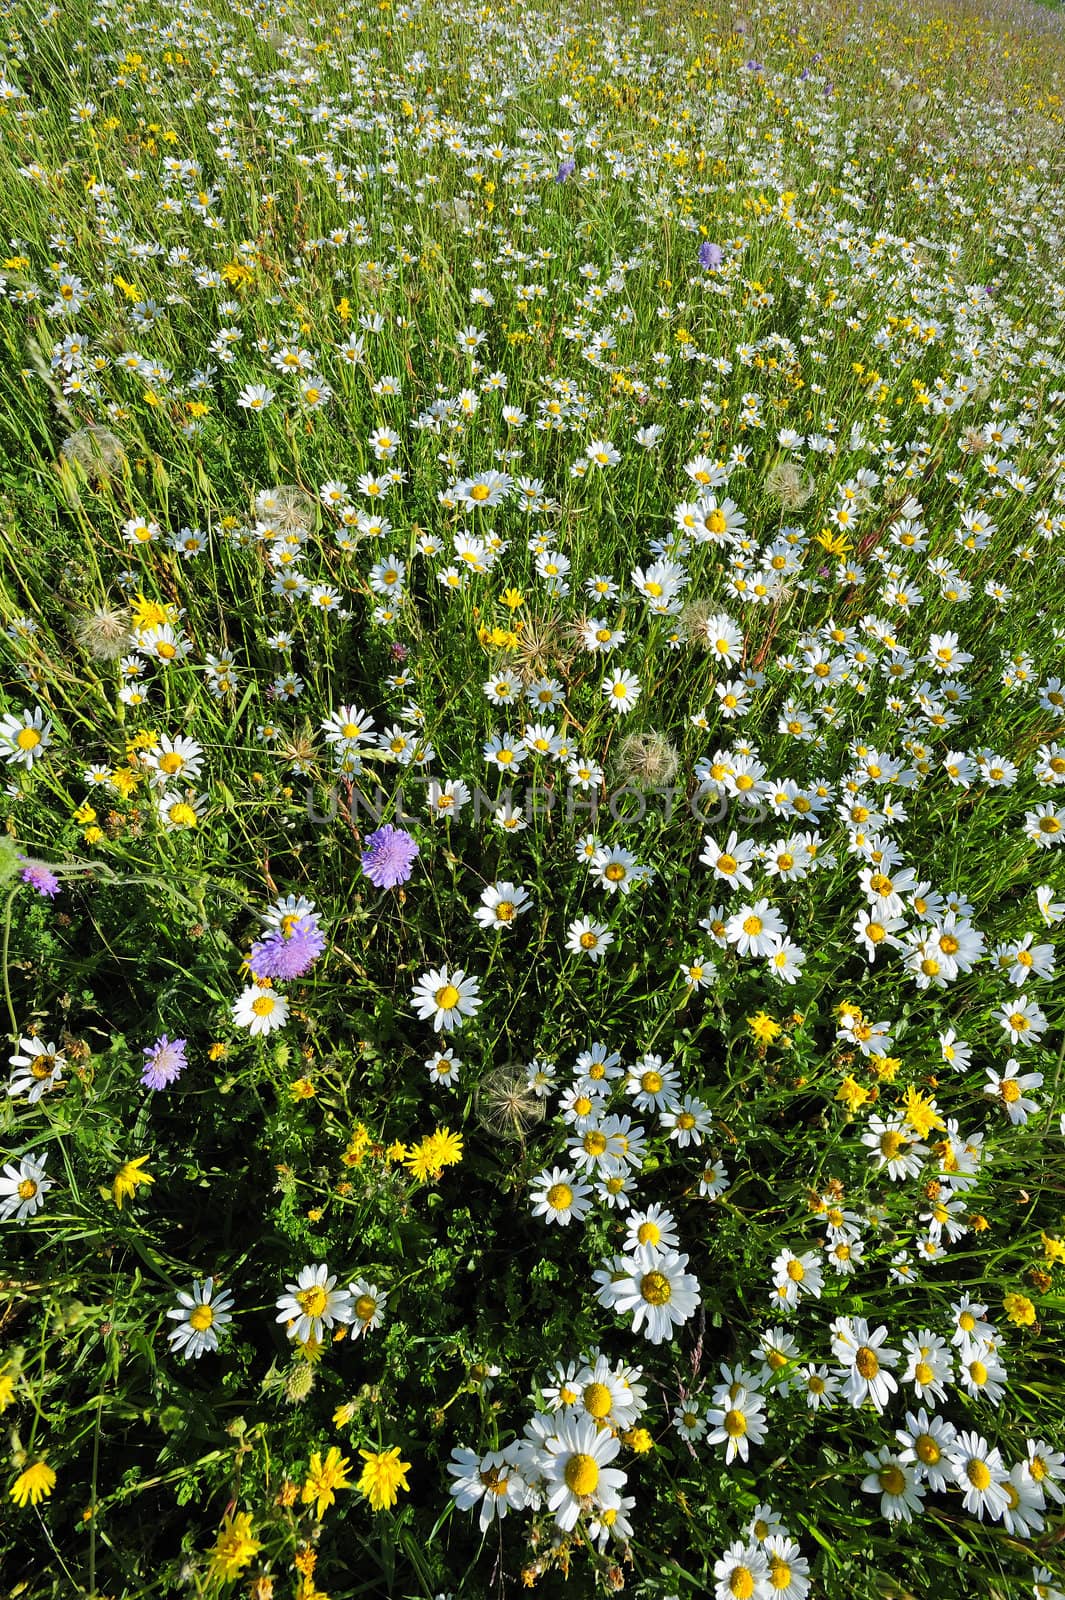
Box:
[275,1264,353,1346]
[411,966,482,1032]
[166,1278,235,1361]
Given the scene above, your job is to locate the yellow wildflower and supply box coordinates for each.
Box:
[836,1076,870,1114]
[0,1367,15,1410]
[622,1427,654,1454]
[112,1154,154,1209]
[10,1461,56,1508]
[209,1510,262,1581]
[1042,1232,1065,1267]
[900,1086,945,1139]
[302,1446,352,1519]
[747,1011,781,1045]
[1004,1293,1036,1327]
[289,1078,316,1102]
[356,1447,410,1512]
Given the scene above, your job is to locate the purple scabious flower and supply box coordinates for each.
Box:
[249,916,326,980]
[555,159,576,183]
[698,240,723,270]
[141,1035,188,1091]
[19,859,60,898]
[361,824,419,889]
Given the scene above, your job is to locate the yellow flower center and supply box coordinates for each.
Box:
[583,1382,612,1419]
[547,1182,573,1211]
[729,1568,755,1600]
[742,915,762,936]
[17,1178,37,1200]
[189,1304,215,1331]
[435,985,460,1011]
[354,1293,377,1322]
[16,728,40,750]
[563,1453,599,1496]
[637,1221,661,1246]
[251,994,276,1016]
[786,1259,805,1282]
[579,931,599,949]
[640,1271,672,1306]
[717,853,737,874]
[916,1435,940,1465]
[966,1459,991,1491]
[855,1346,880,1379]
[879,1465,906,1496]
[295,1285,328,1319]
[724,1409,747,1438]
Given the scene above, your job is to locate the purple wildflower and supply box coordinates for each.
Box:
[141,1035,188,1091]
[698,241,724,270]
[19,859,60,898]
[390,641,409,662]
[555,159,576,183]
[249,916,326,980]
[361,824,419,889]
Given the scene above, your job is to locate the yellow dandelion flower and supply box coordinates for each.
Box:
[1042,1232,1065,1267]
[355,1447,410,1512]
[112,1154,154,1210]
[747,1011,781,1045]
[836,1076,870,1115]
[1003,1293,1036,1327]
[10,1461,56,1508]
[900,1086,945,1139]
[301,1446,352,1519]
[209,1510,262,1581]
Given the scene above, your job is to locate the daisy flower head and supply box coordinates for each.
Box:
[834,1317,899,1413]
[566,916,615,962]
[624,1203,680,1255]
[447,1444,527,1531]
[950,1430,1010,1520]
[349,1279,388,1338]
[426,1046,461,1088]
[985,1059,1043,1124]
[861,1447,926,1523]
[473,880,531,932]
[707,1385,767,1464]
[0,706,52,769]
[275,1263,353,1346]
[626,1053,680,1112]
[895,1408,958,1492]
[539,1414,627,1532]
[997,1000,1048,1048]
[725,899,786,957]
[713,1541,771,1600]
[411,966,482,1032]
[7,1037,65,1102]
[166,1277,234,1360]
[600,1243,701,1344]
[232,983,290,1036]
[529,1166,593,1227]
[0,1150,53,1222]
[601,669,641,714]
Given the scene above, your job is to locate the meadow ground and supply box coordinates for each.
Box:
[1,0,1065,1595]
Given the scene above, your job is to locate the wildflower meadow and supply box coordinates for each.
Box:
[2,0,1065,1593]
